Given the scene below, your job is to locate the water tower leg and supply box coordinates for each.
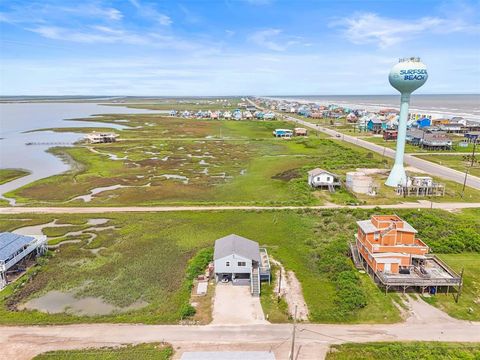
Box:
[386,93,411,187]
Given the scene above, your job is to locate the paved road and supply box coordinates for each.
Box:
[1,299,480,359]
[249,99,480,190]
[1,201,480,214]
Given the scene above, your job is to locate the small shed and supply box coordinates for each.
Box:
[307,168,341,191]
[294,127,308,136]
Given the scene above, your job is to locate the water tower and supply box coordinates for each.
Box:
[385,57,428,187]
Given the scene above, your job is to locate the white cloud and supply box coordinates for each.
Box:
[332,11,479,48]
[2,48,479,95]
[128,0,172,26]
[249,28,286,51]
[332,13,444,48]
[29,25,149,45]
[249,29,309,51]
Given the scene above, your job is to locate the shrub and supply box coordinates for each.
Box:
[185,248,213,281]
[179,304,196,319]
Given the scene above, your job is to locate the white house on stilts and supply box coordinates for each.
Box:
[213,234,270,296]
[0,233,47,290]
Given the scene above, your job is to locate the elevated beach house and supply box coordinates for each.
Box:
[85,132,118,144]
[214,234,271,296]
[351,215,461,294]
[1,232,47,290]
[307,168,340,191]
[273,129,293,138]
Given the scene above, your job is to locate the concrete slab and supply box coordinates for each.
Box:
[181,351,275,360]
[212,283,267,325]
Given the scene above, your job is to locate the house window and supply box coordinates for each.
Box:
[374,232,379,241]
[238,261,246,266]
[326,176,331,182]
[226,261,230,267]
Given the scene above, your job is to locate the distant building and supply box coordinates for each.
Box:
[416,117,431,128]
[346,112,358,122]
[307,168,340,191]
[367,118,386,133]
[383,130,398,141]
[294,127,308,136]
[464,131,480,143]
[85,132,118,144]
[345,171,376,195]
[272,129,293,138]
[263,112,276,120]
[422,132,452,150]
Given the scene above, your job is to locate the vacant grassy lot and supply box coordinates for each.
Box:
[0,168,30,185]
[416,153,480,177]
[422,253,480,321]
[34,343,173,360]
[0,208,477,325]
[7,113,392,206]
[326,342,480,360]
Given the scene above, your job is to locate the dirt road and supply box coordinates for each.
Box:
[1,298,479,360]
[1,201,479,214]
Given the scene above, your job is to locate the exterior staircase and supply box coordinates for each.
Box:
[251,265,260,296]
[349,242,364,270]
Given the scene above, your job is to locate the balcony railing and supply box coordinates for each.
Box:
[259,248,271,275]
[376,271,461,286]
[0,236,47,273]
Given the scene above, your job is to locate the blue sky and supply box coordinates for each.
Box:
[1,0,479,95]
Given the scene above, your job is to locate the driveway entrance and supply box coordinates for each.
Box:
[212,283,267,325]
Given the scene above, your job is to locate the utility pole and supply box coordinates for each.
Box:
[277,270,282,301]
[289,305,297,360]
[462,140,476,197]
[455,268,464,303]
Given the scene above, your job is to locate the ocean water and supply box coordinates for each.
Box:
[0,103,160,200]
[273,94,480,122]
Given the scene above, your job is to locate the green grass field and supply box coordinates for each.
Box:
[34,343,173,360]
[6,114,392,206]
[0,208,478,325]
[0,168,30,185]
[3,108,480,206]
[416,154,480,177]
[422,253,480,321]
[326,342,480,360]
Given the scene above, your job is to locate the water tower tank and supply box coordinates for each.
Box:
[389,57,428,94]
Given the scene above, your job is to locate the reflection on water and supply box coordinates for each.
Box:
[0,103,160,200]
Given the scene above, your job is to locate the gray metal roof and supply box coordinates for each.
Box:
[0,232,35,262]
[214,234,260,262]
